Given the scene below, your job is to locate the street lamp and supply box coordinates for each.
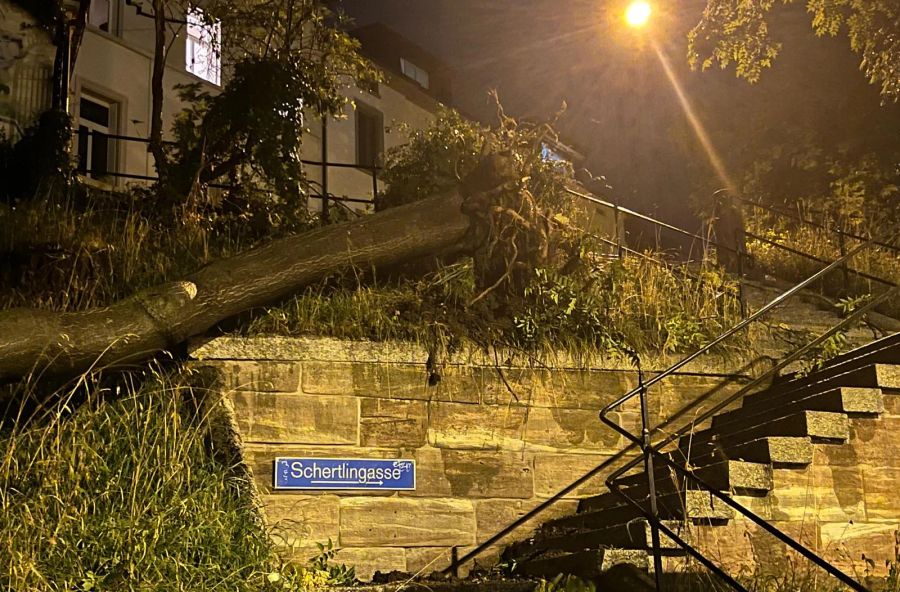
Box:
[625,1,652,28]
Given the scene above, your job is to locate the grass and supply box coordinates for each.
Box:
[240,253,745,362]
[744,211,900,318]
[0,368,331,591]
[0,187,310,312]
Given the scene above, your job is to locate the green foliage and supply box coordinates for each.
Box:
[158,0,377,212]
[242,107,744,359]
[308,539,356,586]
[689,0,900,101]
[535,574,596,592]
[242,253,743,359]
[0,186,292,311]
[378,107,487,209]
[0,371,283,591]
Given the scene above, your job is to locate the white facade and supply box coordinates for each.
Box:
[70,2,440,200]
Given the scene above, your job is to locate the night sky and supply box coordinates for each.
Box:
[336,1,900,233]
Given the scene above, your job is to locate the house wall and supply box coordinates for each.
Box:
[0,4,55,140]
[190,336,742,581]
[302,75,438,214]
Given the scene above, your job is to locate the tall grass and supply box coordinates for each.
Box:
[744,211,900,317]
[0,370,323,591]
[242,254,744,360]
[0,187,299,312]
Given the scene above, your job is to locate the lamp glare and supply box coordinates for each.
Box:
[625,1,652,28]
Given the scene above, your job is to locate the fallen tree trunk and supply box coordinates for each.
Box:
[0,181,490,383]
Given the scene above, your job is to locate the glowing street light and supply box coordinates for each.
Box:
[625,0,652,28]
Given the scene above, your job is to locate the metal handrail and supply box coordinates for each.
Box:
[737,195,900,254]
[599,231,898,591]
[565,187,741,254]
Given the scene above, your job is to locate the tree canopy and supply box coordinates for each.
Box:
[689,0,900,101]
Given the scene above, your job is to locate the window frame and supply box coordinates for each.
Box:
[185,6,222,86]
[87,0,119,35]
[400,57,430,90]
[76,92,118,182]
[355,102,384,170]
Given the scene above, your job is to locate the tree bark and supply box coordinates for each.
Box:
[0,188,480,384]
[148,0,168,181]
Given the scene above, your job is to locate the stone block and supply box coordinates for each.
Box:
[262,494,340,551]
[242,445,401,494]
[526,369,634,410]
[523,407,621,452]
[433,366,491,404]
[333,547,406,582]
[766,465,865,522]
[301,361,354,395]
[359,398,428,448]
[532,453,612,498]
[862,466,900,520]
[820,521,899,577]
[405,547,472,579]
[302,361,482,403]
[217,361,301,392]
[340,498,476,547]
[230,392,358,445]
[427,401,528,450]
[840,417,900,466]
[474,498,579,544]
[408,448,534,499]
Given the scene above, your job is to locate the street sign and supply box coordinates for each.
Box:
[273,457,416,490]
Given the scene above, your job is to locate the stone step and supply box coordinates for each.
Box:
[613,455,772,495]
[768,363,900,405]
[801,331,900,371]
[568,489,733,528]
[514,548,649,580]
[686,410,849,449]
[712,387,884,436]
[695,435,813,465]
[508,519,685,559]
[739,386,884,417]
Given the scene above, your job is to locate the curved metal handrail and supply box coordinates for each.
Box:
[599,231,899,591]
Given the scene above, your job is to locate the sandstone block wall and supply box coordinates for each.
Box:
[191,337,742,580]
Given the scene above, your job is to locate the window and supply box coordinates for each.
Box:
[76,94,117,180]
[186,7,221,85]
[356,104,383,169]
[88,0,112,32]
[400,57,429,90]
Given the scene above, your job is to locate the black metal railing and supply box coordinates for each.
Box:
[449,188,898,583]
[69,128,379,213]
[598,230,899,591]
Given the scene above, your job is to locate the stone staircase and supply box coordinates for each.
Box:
[501,332,900,582]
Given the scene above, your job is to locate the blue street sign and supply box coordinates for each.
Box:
[273,457,416,490]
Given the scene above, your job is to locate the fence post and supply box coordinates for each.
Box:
[371,166,378,207]
[614,200,623,260]
[321,119,330,223]
[638,370,664,591]
[838,227,849,293]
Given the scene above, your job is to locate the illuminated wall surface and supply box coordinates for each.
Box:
[190,336,900,581]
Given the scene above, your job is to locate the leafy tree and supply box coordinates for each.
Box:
[689,0,900,101]
[143,0,376,214]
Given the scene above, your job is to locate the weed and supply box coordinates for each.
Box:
[0,367,329,591]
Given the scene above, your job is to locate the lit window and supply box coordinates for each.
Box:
[88,0,111,32]
[76,94,117,180]
[186,8,221,85]
[400,57,429,90]
[541,143,566,163]
[356,104,384,169]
